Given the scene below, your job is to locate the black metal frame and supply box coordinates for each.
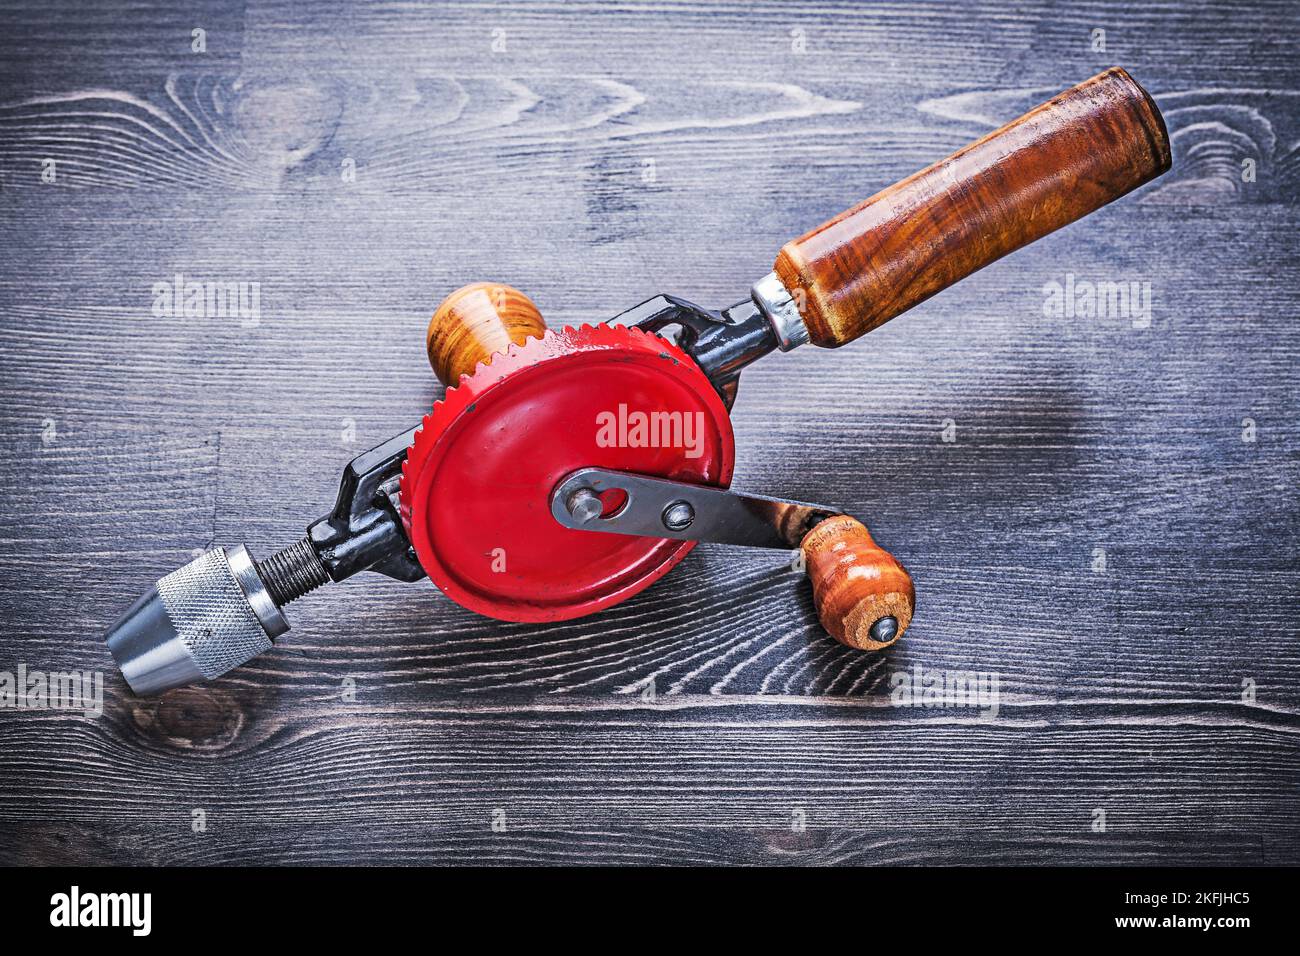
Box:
[307,427,426,585]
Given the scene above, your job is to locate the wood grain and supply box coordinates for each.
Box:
[0,0,1297,866]
[5,819,1293,867]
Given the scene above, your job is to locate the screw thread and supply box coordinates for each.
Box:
[256,537,330,607]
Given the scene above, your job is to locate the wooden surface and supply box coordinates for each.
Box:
[0,0,1297,866]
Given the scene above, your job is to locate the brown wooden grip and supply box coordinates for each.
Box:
[801,515,915,651]
[426,282,547,386]
[774,68,1171,349]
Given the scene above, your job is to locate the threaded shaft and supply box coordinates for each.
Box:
[256,537,331,607]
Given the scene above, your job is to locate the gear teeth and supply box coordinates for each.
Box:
[447,327,553,387]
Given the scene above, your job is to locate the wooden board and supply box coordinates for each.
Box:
[0,0,1297,865]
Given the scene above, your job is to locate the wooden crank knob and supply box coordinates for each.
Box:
[426,282,548,386]
[801,515,915,650]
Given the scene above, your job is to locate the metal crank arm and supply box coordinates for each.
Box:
[550,467,841,549]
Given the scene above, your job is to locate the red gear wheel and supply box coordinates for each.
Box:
[400,324,735,623]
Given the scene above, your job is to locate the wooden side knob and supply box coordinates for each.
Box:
[801,515,914,650]
[426,282,547,386]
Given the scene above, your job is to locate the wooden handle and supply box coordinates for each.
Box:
[774,68,1171,349]
[801,515,914,651]
[426,282,547,386]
